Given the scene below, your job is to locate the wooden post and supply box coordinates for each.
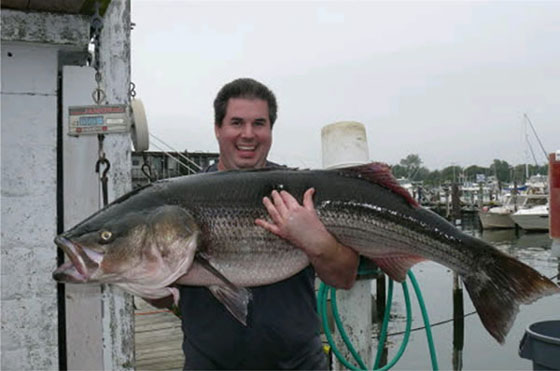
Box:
[451,183,461,222]
[375,273,388,367]
[478,182,484,209]
[445,187,450,219]
[513,181,518,211]
[452,272,464,370]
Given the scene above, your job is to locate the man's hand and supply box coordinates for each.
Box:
[255,189,359,289]
[256,189,327,250]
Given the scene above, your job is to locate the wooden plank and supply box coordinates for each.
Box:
[134,297,184,370]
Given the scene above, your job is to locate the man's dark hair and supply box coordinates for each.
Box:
[213,78,278,128]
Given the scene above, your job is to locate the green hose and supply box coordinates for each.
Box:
[407,271,439,370]
[372,278,394,369]
[318,284,361,370]
[373,279,412,370]
[317,269,439,370]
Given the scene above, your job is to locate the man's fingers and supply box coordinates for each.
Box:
[263,196,282,224]
[271,190,288,216]
[279,190,300,209]
[255,218,281,236]
[303,188,315,210]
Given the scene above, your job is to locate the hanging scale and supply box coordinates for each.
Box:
[65,1,151,205]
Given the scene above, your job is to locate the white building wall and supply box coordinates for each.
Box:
[1,2,133,369]
[96,1,136,369]
[1,42,60,370]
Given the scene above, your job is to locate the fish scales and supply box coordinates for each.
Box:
[195,169,480,275]
[318,204,475,273]
[53,163,559,343]
[192,203,308,287]
[178,168,542,291]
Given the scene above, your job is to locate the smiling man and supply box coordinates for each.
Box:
[214,95,273,170]
[179,78,359,370]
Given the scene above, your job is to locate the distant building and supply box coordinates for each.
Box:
[132,151,219,188]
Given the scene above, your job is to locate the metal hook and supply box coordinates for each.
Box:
[141,163,154,182]
[95,157,111,178]
[141,152,155,182]
[129,81,137,99]
[95,157,111,206]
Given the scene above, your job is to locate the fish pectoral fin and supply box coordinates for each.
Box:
[208,285,252,326]
[194,254,252,325]
[194,254,238,289]
[369,255,425,282]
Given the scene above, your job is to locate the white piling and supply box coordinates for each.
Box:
[321,121,373,369]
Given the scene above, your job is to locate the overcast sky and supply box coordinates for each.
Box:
[131,1,559,170]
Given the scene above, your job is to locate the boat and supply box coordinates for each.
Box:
[478,194,548,229]
[479,194,522,229]
[505,113,550,232]
[479,204,516,230]
[511,203,549,231]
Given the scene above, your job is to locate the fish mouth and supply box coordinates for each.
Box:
[53,236,101,283]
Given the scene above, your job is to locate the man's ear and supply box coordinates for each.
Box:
[214,124,220,139]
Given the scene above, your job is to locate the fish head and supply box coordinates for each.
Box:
[53,204,200,295]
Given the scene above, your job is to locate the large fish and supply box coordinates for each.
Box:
[53,163,559,343]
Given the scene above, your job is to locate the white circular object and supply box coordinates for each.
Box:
[321,121,369,169]
[130,99,149,152]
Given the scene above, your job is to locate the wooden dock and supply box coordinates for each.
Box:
[134,297,185,370]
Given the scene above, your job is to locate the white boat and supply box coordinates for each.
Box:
[478,194,547,229]
[479,203,517,229]
[511,203,549,231]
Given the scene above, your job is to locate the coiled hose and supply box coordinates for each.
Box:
[317,270,439,370]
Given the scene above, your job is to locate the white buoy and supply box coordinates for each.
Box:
[321,121,373,369]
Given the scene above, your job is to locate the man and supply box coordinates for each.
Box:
[180,78,359,369]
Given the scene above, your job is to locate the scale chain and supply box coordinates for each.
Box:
[89,1,110,206]
[90,1,106,105]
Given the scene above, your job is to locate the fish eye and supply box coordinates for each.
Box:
[99,230,113,243]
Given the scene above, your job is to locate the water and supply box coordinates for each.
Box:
[377,217,560,370]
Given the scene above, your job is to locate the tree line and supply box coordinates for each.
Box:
[391,154,549,187]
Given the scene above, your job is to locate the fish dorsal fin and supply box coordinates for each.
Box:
[336,162,420,208]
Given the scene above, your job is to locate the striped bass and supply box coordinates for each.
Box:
[53,163,559,343]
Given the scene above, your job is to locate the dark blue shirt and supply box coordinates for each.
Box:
[179,161,327,370]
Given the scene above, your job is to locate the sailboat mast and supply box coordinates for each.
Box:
[524,113,548,161]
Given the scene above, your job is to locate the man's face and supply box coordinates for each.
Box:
[215,98,273,170]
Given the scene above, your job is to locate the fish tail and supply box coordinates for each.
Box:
[462,250,559,344]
